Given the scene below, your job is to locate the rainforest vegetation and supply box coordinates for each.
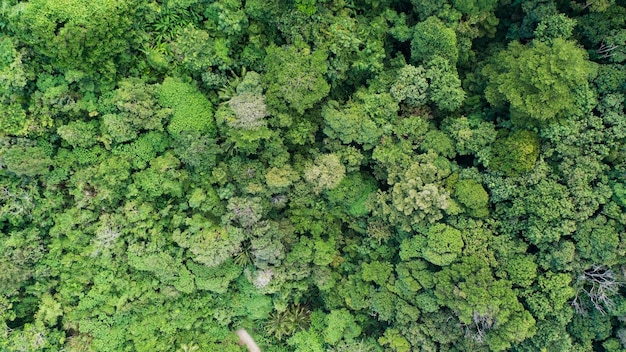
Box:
[1,0,626,351]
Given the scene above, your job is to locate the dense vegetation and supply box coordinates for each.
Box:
[1,0,626,351]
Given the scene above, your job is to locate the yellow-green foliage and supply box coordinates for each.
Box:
[454,179,489,218]
[490,130,540,175]
[484,38,597,122]
[159,77,216,136]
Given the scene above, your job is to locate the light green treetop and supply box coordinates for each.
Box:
[484,38,597,122]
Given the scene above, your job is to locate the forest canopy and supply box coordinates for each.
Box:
[1,0,626,351]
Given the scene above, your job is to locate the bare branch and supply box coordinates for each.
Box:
[572,266,622,315]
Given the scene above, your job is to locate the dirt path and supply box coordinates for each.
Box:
[235,329,261,352]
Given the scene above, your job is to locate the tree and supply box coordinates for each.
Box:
[3,1,626,351]
[362,261,394,287]
[378,328,411,352]
[225,196,265,229]
[264,45,330,114]
[265,305,311,340]
[573,216,620,266]
[105,78,168,132]
[171,131,218,173]
[434,257,536,351]
[420,129,456,158]
[374,151,452,231]
[173,215,245,268]
[57,120,98,148]
[172,26,233,73]
[454,179,489,218]
[99,78,171,146]
[411,17,458,65]
[451,0,498,15]
[9,0,138,86]
[422,223,464,266]
[425,56,465,111]
[303,154,346,195]
[441,115,497,158]
[188,260,242,294]
[0,37,28,100]
[489,130,540,175]
[390,65,428,107]
[323,309,362,345]
[227,93,268,130]
[265,165,299,191]
[483,38,597,122]
[533,14,577,42]
[0,103,31,137]
[519,271,575,352]
[127,244,196,294]
[130,153,187,199]
[2,142,53,177]
[159,77,216,137]
[322,90,397,150]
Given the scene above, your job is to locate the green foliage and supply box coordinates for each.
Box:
[525,271,575,320]
[2,1,625,351]
[130,153,187,198]
[266,305,311,340]
[0,37,28,97]
[295,0,319,16]
[113,131,169,170]
[534,14,577,41]
[362,261,394,286]
[420,129,456,158]
[573,216,620,266]
[128,245,196,293]
[266,165,299,190]
[376,151,452,231]
[174,215,245,267]
[264,45,330,114]
[159,77,216,136]
[188,260,242,293]
[99,78,170,145]
[57,120,98,148]
[490,130,540,175]
[172,131,218,173]
[422,223,464,266]
[378,328,410,352]
[388,61,467,114]
[172,26,233,72]
[424,56,465,111]
[9,0,137,83]
[451,0,498,15]
[411,17,458,65]
[2,142,53,177]
[484,38,597,122]
[0,103,31,137]
[454,179,489,217]
[322,90,397,150]
[502,254,537,288]
[326,172,377,217]
[435,258,536,351]
[288,329,325,352]
[385,10,413,42]
[303,154,346,194]
[441,115,497,157]
[390,65,428,107]
[323,309,362,344]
